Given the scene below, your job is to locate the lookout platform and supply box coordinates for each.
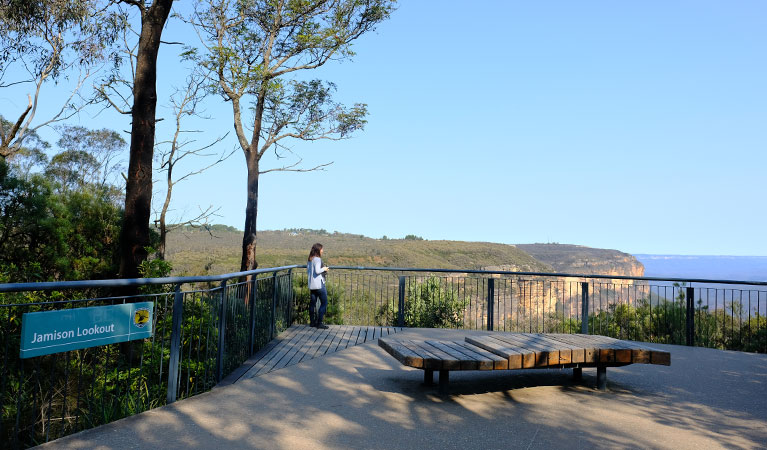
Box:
[42,326,767,449]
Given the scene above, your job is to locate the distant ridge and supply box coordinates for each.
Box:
[166,229,552,276]
[165,227,647,278]
[515,243,644,278]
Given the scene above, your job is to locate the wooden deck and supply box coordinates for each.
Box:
[223,324,402,384]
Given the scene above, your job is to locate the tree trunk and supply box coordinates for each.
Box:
[119,0,173,279]
[157,152,173,261]
[240,152,259,272]
[239,84,267,273]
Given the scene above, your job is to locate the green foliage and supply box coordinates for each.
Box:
[0,123,126,283]
[405,277,464,328]
[404,234,423,240]
[50,125,126,195]
[292,275,344,325]
[376,277,464,328]
[581,293,767,353]
[0,0,123,78]
[0,2,126,160]
[187,0,395,144]
[0,157,122,283]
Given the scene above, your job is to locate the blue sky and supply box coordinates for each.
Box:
[5,1,766,256]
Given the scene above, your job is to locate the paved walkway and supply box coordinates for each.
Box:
[41,328,767,449]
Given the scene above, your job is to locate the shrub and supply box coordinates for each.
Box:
[376,276,464,328]
[291,276,344,325]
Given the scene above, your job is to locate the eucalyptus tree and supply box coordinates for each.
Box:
[0,0,124,160]
[189,0,395,271]
[47,125,126,196]
[154,70,232,260]
[112,0,174,279]
[1,0,176,280]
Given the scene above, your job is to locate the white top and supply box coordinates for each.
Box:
[307,257,327,290]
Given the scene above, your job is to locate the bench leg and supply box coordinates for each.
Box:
[596,366,607,391]
[424,369,434,385]
[573,367,582,381]
[438,370,450,395]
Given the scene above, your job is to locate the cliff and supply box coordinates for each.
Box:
[514,244,644,278]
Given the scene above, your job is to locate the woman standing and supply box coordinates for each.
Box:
[307,243,329,329]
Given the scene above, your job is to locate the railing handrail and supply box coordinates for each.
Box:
[0,264,303,293]
[2,263,766,294]
[328,265,767,286]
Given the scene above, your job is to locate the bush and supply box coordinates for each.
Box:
[376,276,464,328]
[291,276,344,325]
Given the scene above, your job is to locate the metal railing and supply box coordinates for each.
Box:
[2,264,766,448]
[0,265,299,449]
[313,266,767,352]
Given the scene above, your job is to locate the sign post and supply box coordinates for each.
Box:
[20,302,154,358]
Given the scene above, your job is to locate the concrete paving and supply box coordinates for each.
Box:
[40,328,767,449]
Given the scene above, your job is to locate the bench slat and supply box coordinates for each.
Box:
[530,333,585,364]
[465,336,526,369]
[441,341,503,370]
[379,338,424,368]
[541,334,600,363]
[426,341,478,370]
[545,333,670,365]
[409,340,462,370]
[491,334,559,367]
[399,340,445,370]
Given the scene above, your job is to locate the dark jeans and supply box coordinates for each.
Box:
[310,286,328,324]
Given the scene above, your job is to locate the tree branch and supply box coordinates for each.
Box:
[259,160,332,175]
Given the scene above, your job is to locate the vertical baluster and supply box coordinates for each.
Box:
[167,285,184,403]
[581,282,589,335]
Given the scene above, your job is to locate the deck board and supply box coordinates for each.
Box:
[233,324,402,382]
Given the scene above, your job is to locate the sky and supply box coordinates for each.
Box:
[4,1,767,256]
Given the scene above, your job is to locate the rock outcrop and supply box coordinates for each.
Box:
[514,244,644,278]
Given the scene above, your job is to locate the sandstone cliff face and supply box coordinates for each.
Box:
[514,244,644,278]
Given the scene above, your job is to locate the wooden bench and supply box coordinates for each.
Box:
[379,333,670,394]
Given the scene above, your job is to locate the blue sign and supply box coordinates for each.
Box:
[20,302,154,358]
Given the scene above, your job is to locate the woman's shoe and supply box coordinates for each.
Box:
[317,323,329,329]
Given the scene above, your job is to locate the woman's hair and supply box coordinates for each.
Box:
[308,243,323,261]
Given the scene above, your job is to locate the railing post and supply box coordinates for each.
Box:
[398,276,406,327]
[287,268,294,326]
[581,282,589,334]
[216,280,228,383]
[686,286,695,346]
[271,271,279,339]
[487,278,495,331]
[247,276,257,356]
[167,284,184,404]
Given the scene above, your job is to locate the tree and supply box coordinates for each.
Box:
[47,125,126,196]
[154,70,232,259]
[188,0,394,272]
[0,0,123,160]
[116,0,174,279]
[0,127,123,283]
[0,0,167,280]
[0,115,50,174]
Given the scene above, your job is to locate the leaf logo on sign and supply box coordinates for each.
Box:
[134,308,150,328]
